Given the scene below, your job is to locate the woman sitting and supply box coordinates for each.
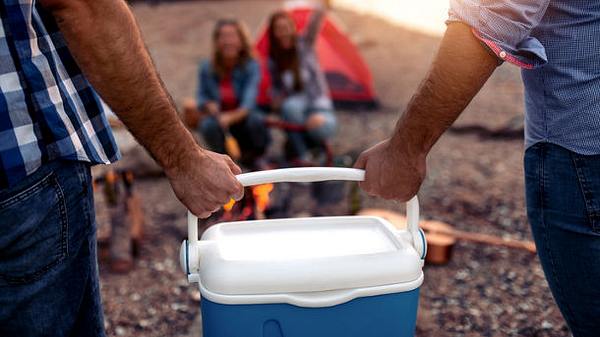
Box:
[185,19,270,166]
[267,8,337,161]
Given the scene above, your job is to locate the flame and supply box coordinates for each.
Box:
[253,184,274,213]
[223,198,236,212]
[222,184,274,218]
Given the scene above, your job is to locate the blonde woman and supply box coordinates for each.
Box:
[185,19,270,165]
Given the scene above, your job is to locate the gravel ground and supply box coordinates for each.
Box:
[96,1,568,336]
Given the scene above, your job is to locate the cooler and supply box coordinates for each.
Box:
[180,168,427,337]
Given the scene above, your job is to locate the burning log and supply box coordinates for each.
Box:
[123,171,144,257]
[220,183,277,221]
[253,183,274,220]
[104,170,133,273]
[97,169,145,273]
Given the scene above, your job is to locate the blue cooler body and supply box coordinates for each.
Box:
[201,289,420,337]
[180,168,426,337]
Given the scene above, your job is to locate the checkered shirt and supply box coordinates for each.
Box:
[0,1,119,188]
[449,0,600,155]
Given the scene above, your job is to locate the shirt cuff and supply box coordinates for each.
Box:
[469,27,546,70]
[446,6,548,70]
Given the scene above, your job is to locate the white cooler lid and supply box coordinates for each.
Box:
[197,216,423,297]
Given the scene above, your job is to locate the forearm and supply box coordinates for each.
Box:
[41,0,198,170]
[391,23,498,156]
[305,7,325,45]
[225,108,249,125]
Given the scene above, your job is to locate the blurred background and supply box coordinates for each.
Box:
[94,1,568,336]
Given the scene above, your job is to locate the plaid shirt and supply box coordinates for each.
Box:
[0,1,119,188]
[449,0,600,155]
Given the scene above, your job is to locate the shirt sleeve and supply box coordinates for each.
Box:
[303,8,326,47]
[196,61,211,110]
[447,0,550,69]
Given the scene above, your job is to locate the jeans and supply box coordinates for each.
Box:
[200,112,271,164]
[525,143,600,337]
[0,160,105,337]
[280,94,337,159]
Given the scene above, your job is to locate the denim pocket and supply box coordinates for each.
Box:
[571,153,600,234]
[0,171,68,285]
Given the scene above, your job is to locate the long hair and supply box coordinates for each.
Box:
[268,11,303,92]
[212,18,254,78]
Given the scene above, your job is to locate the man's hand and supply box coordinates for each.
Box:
[38,0,249,218]
[219,109,249,129]
[354,23,498,200]
[354,139,425,201]
[218,113,234,129]
[165,147,243,218]
[204,101,219,116]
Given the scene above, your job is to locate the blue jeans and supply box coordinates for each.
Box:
[200,112,271,164]
[280,95,337,159]
[0,161,105,337]
[525,143,600,337]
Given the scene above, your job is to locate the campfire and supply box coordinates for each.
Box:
[253,183,274,217]
[221,183,275,221]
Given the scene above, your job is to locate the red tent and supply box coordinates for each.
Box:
[255,7,379,110]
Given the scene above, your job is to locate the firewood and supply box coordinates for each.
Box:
[421,220,537,254]
[104,169,134,273]
[109,195,133,273]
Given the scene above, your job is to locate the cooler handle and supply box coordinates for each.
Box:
[187,167,420,250]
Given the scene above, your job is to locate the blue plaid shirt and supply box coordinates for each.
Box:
[0,1,119,188]
[449,1,600,155]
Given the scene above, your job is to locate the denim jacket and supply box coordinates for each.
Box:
[196,59,261,111]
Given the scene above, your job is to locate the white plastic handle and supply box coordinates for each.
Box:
[187,167,420,250]
[236,167,365,186]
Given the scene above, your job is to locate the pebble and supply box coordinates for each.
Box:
[191,289,201,302]
[455,270,469,281]
[541,320,554,329]
[468,308,481,317]
[115,326,126,336]
[170,303,188,312]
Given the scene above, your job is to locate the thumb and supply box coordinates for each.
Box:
[354,152,368,191]
[232,180,245,201]
[353,152,368,169]
[224,155,242,175]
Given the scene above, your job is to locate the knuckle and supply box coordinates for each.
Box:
[226,189,238,199]
[217,191,231,203]
[355,154,366,165]
[189,204,205,216]
[229,182,242,194]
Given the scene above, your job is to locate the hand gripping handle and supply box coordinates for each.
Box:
[186,167,420,249]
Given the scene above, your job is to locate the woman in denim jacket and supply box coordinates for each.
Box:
[185,19,270,165]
